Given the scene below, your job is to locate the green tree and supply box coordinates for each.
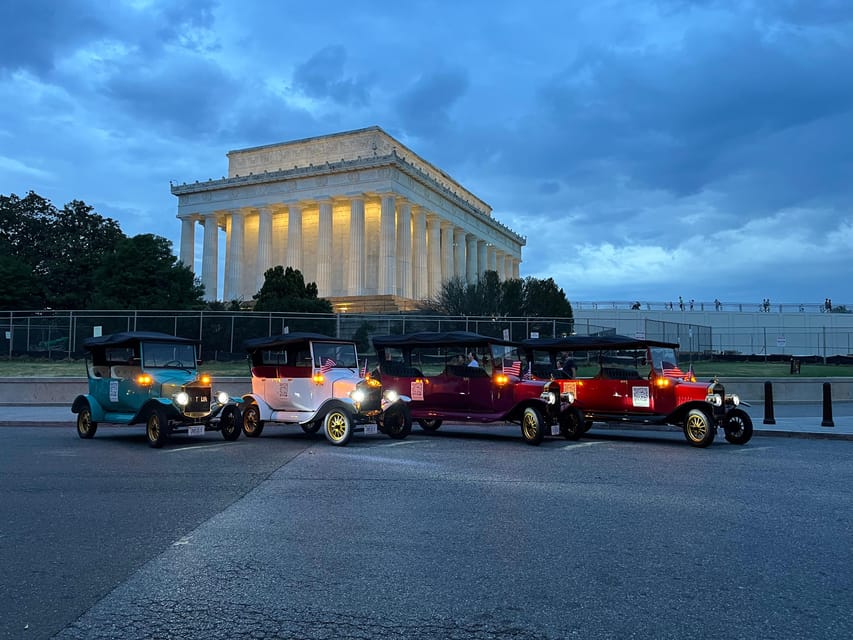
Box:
[521,277,573,317]
[90,234,205,309]
[0,255,44,309]
[253,266,333,313]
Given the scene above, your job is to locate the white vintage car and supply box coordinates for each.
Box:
[241,332,411,446]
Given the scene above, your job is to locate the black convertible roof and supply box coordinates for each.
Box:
[243,332,353,351]
[521,335,678,351]
[372,331,515,349]
[83,331,199,350]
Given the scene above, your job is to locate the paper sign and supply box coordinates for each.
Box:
[411,380,424,401]
[632,386,650,408]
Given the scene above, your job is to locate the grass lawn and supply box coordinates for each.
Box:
[0,358,851,378]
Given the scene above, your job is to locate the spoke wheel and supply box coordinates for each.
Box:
[242,404,264,437]
[559,407,584,441]
[379,403,412,439]
[684,408,715,448]
[324,409,353,446]
[417,418,442,432]
[521,406,545,445]
[723,408,753,445]
[146,406,170,448]
[220,405,241,441]
[76,406,97,439]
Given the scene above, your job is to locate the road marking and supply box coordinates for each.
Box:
[172,536,193,546]
[731,446,772,453]
[559,441,606,450]
[164,443,231,453]
[383,439,428,447]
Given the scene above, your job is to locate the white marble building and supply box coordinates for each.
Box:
[172,126,526,309]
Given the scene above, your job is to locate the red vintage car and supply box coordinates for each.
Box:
[371,331,582,445]
[519,335,753,447]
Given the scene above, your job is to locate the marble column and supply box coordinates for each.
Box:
[512,257,520,279]
[440,222,454,286]
[379,193,396,295]
[287,203,303,270]
[487,245,497,273]
[224,210,244,302]
[179,215,196,270]
[412,207,428,299]
[496,250,506,281]
[396,200,412,298]
[466,235,478,284]
[347,196,365,296]
[317,199,333,297]
[257,206,273,292]
[201,213,219,301]
[477,240,487,278]
[453,228,466,280]
[272,206,288,268]
[427,215,441,297]
[503,254,512,281]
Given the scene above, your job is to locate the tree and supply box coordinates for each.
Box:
[90,234,205,309]
[253,266,333,313]
[521,277,573,317]
[0,255,44,310]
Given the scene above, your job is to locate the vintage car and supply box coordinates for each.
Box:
[519,335,753,447]
[241,332,411,446]
[370,331,582,445]
[71,331,243,448]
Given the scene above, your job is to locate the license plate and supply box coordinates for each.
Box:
[188,425,205,436]
[364,424,378,435]
[551,424,560,436]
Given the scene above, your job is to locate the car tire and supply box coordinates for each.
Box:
[220,405,241,441]
[417,418,442,432]
[723,408,753,445]
[683,408,715,447]
[76,404,97,439]
[146,406,170,448]
[583,420,594,433]
[301,422,322,434]
[559,407,584,441]
[380,403,412,439]
[324,408,353,446]
[521,406,545,445]
[242,404,264,438]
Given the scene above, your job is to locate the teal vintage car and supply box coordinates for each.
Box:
[71,331,242,448]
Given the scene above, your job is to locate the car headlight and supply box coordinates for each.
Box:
[216,391,229,405]
[175,392,190,406]
[540,391,557,405]
[562,391,575,404]
[351,389,366,404]
[705,393,723,407]
[727,394,740,406]
[384,390,399,403]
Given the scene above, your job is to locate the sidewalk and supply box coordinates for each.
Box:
[1,403,852,440]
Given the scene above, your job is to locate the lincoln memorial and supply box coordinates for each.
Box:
[171,126,526,311]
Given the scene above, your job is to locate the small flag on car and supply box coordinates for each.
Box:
[523,362,533,380]
[504,360,522,377]
[319,358,336,374]
[360,359,367,378]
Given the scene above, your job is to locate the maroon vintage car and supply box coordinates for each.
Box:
[519,335,753,447]
[371,331,582,445]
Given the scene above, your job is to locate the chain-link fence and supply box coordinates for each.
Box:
[2,309,851,361]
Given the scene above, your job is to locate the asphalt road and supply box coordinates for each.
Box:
[1,423,851,640]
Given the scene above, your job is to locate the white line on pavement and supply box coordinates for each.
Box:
[560,441,606,450]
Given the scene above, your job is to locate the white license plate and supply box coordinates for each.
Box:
[188,425,206,436]
[550,424,561,436]
[364,424,378,435]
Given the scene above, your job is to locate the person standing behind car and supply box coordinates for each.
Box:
[467,352,480,367]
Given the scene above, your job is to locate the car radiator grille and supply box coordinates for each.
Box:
[186,386,212,414]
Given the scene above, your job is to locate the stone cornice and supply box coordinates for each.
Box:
[171,152,526,246]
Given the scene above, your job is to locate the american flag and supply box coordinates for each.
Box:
[360,359,368,378]
[522,362,534,380]
[662,365,685,378]
[319,358,336,374]
[504,360,522,377]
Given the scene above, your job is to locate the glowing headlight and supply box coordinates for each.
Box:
[540,391,557,405]
[175,392,190,406]
[728,394,740,406]
[563,391,575,404]
[351,389,366,403]
[705,393,723,407]
[216,391,229,405]
[384,390,399,403]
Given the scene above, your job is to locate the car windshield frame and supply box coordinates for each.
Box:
[141,342,198,370]
[311,341,359,370]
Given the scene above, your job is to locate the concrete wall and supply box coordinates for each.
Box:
[0,377,851,407]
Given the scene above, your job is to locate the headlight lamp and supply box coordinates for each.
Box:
[216,391,229,405]
[176,392,190,406]
[384,390,399,403]
[351,389,366,403]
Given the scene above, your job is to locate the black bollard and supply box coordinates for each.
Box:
[821,382,834,427]
[763,381,776,425]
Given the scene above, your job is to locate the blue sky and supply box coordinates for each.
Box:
[1,0,851,306]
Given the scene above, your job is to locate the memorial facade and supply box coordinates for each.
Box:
[172,126,525,311]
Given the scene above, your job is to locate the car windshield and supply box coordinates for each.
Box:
[142,342,197,369]
[312,341,359,369]
[649,347,682,374]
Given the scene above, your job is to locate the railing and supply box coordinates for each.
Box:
[573,301,849,314]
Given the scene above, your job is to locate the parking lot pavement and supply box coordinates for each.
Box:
[2,402,853,439]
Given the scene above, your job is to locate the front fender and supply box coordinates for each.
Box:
[317,398,357,419]
[72,394,106,422]
[131,398,181,424]
[243,394,273,420]
[667,400,721,426]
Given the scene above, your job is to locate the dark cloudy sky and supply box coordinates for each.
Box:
[2,0,851,306]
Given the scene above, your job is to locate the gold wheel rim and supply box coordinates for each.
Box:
[245,408,258,434]
[149,415,160,440]
[686,413,707,439]
[327,412,348,440]
[522,412,538,438]
[79,411,91,434]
